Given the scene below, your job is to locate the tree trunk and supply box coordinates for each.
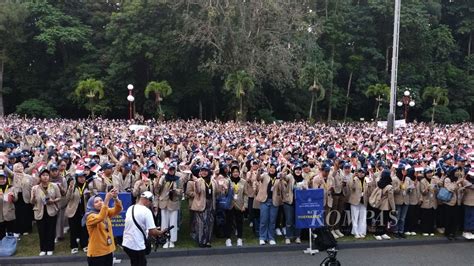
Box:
[343,71,353,121]
[0,50,4,117]
[431,100,436,124]
[90,97,95,119]
[327,44,335,121]
[468,31,472,57]
[199,98,203,120]
[376,101,381,120]
[385,46,390,77]
[314,99,319,122]
[309,92,315,120]
[239,96,243,121]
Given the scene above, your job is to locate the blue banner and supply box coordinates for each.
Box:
[97,192,132,236]
[295,189,325,229]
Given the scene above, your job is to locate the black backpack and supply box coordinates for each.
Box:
[312,226,337,251]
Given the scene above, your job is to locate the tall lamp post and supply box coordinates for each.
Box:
[397,90,415,122]
[127,84,134,120]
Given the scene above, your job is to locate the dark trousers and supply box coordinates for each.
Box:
[330,194,345,230]
[436,204,446,228]
[37,209,57,252]
[420,208,435,234]
[445,205,459,236]
[68,210,88,249]
[225,208,244,238]
[14,194,33,234]
[124,246,147,266]
[374,209,389,235]
[247,197,254,222]
[88,252,113,266]
[405,205,419,232]
[0,220,14,239]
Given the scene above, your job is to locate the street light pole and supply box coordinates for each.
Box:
[127,84,135,120]
[387,0,401,134]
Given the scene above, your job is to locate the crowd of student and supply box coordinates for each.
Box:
[0,117,472,257]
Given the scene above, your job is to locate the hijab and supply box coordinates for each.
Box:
[377,170,392,189]
[81,195,101,226]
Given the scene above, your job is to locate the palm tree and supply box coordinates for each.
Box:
[224,70,254,121]
[75,78,105,118]
[365,83,390,120]
[144,81,172,119]
[308,79,325,121]
[422,86,449,123]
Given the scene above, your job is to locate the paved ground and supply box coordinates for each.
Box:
[18,241,474,266]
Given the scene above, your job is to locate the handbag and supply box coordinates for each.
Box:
[131,205,152,255]
[436,187,453,202]
[216,180,234,210]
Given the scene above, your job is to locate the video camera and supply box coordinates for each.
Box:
[154,225,174,251]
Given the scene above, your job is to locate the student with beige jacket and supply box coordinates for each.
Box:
[348,168,371,238]
[372,169,395,241]
[65,171,90,254]
[155,162,188,248]
[256,161,282,246]
[419,168,438,236]
[224,165,248,247]
[30,167,62,256]
[281,164,307,244]
[0,171,15,239]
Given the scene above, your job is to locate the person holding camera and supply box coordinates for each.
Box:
[65,171,90,254]
[156,162,186,248]
[83,188,122,266]
[122,191,164,266]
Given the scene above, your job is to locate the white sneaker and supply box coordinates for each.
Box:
[295,237,301,244]
[429,233,435,236]
[335,229,344,238]
[169,242,175,248]
[374,235,383,240]
[285,238,291,245]
[404,232,411,236]
[276,228,282,236]
[422,233,429,236]
[437,228,445,234]
[331,230,340,239]
[462,232,473,239]
[225,238,232,247]
[354,234,361,239]
[39,251,46,256]
[113,257,122,264]
[282,227,287,236]
[71,248,78,254]
[381,234,391,240]
[83,247,88,253]
[23,232,29,236]
[54,238,59,243]
[163,241,169,249]
[249,222,253,228]
[237,238,243,246]
[259,240,266,245]
[269,240,276,245]
[410,232,417,236]
[13,233,20,238]
[360,234,366,239]
[46,251,53,256]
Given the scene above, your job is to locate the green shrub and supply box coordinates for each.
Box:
[15,99,58,118]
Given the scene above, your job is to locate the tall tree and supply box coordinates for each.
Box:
[422,86,449,123]
[224,70,255,121]
[144,81,173,119]
[365,83,390,120]
[75,78,105,118]
[0,2,28,117]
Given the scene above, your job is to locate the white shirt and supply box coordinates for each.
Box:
[122,204,156,251]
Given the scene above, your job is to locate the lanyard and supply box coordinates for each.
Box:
[270,177,276,186]
[166,181,173,190]
[78,183,87,197]
[233,182,239,193]
[0,185,8,194]
[205,180,212,190]
[41,183,52,197]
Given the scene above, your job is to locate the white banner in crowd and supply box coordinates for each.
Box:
[377,119,407,128]
[129,124,149,131]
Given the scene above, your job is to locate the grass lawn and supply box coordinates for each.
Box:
[14,201,444,257]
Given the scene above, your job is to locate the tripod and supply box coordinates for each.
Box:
[320,248,341,266]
